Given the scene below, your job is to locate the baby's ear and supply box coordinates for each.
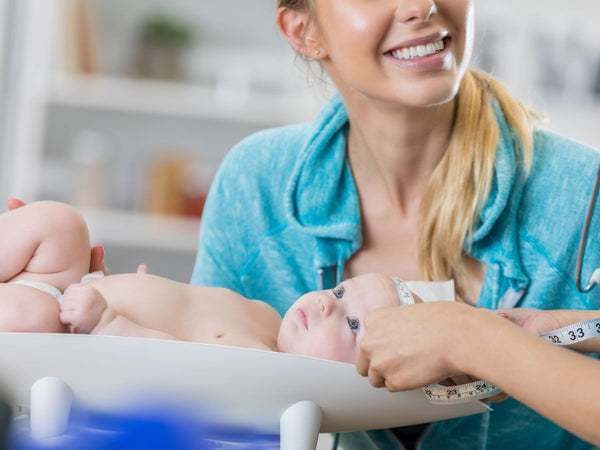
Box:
[411,292,424,304]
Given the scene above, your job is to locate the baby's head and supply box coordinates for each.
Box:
[277,273,416,363]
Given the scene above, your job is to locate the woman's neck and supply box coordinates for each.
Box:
[345,95,455,216]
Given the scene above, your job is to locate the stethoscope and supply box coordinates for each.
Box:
[576,163,600,293]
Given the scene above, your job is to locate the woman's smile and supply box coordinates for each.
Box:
[386,35,451,71]
[386,31,448,58]
[302,0,473,108]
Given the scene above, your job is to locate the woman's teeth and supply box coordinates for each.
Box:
[391,39,445,60]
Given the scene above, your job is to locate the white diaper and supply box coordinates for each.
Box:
[80,271,105,284]
[8,271,106,303]
[405,280,456,302]
[8,281,63,302]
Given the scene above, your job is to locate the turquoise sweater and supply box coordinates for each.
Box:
[192,95,600,449]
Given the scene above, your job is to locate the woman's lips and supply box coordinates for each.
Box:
[388,31,449,53]
[297,308,308,330]
[385,37,451,71]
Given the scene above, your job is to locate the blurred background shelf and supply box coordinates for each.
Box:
[82,208,199,254]
[81,208,200,280]
[48,73,322,126]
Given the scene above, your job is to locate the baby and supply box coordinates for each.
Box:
[60,270,411,363]
[0,201,417,363]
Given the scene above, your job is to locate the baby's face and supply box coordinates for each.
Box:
[277,273,400,363]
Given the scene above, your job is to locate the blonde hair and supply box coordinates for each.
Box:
[278,0,304,7]
[277,1,539,299]
[418,70,537,298]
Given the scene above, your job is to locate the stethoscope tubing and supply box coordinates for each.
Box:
[575,162,600,293]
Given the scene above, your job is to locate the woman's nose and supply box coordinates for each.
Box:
[317,295,337,317]
[395,0,436,24]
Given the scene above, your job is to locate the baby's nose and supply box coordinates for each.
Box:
[317,295,336,317]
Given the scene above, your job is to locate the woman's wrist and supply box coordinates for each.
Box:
[450,306,506,378]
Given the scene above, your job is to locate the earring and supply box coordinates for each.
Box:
[313,49,320,56]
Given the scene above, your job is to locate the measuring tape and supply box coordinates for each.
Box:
[424,317,600,405]
[538,317,600,345]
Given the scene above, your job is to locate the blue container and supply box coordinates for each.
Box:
[9,405,280,450]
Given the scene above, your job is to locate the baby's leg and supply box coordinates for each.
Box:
[0,201,91,291]
[0,284,68,333]
[61,284,175,340]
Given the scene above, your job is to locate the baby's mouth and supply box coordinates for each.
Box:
[297,308,308,330]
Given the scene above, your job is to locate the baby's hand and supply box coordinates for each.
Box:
[60,283,109,334]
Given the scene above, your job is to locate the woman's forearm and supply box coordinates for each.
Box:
[457,311,600,446]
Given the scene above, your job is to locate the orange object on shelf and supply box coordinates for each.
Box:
[144,153,214,218]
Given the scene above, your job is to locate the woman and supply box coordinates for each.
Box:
[192,0,600,448]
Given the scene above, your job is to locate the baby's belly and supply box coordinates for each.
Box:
[192,330,272,352]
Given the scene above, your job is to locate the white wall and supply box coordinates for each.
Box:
[474,0,600,148]
[0,0,12,204]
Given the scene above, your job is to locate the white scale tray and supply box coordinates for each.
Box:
[0,333,487,444]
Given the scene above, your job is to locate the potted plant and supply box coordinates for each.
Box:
[134,13,195,81]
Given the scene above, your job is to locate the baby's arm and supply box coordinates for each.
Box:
[62,273,263,345]
[0,201,91,291]
[84,273,241,341]
[60,283,176,340]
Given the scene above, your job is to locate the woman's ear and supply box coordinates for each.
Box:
[277,7,323,59]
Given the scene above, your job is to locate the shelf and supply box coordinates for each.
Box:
[81,208,200,254]
[47,73,322,126]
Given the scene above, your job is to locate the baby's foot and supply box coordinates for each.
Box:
[60,283,115,334]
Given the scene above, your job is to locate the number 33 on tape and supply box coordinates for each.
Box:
[424,317,600,405]
[539,317,600,345]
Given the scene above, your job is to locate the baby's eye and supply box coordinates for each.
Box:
[346,317,360,335]
[332,287,344,299]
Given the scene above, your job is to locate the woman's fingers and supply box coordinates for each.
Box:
[485,392,509,403]
[368,368,386,388]
[89,245,110,275]
[356,346,388,388]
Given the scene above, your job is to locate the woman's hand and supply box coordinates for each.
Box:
[356,302,509,402]
[496,308,562,336]
[7,197,110,275]
[356,301,475,392]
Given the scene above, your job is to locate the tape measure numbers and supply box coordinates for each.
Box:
[424,380,499,405]
[539,317,600,345]
[424,317,600,405]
